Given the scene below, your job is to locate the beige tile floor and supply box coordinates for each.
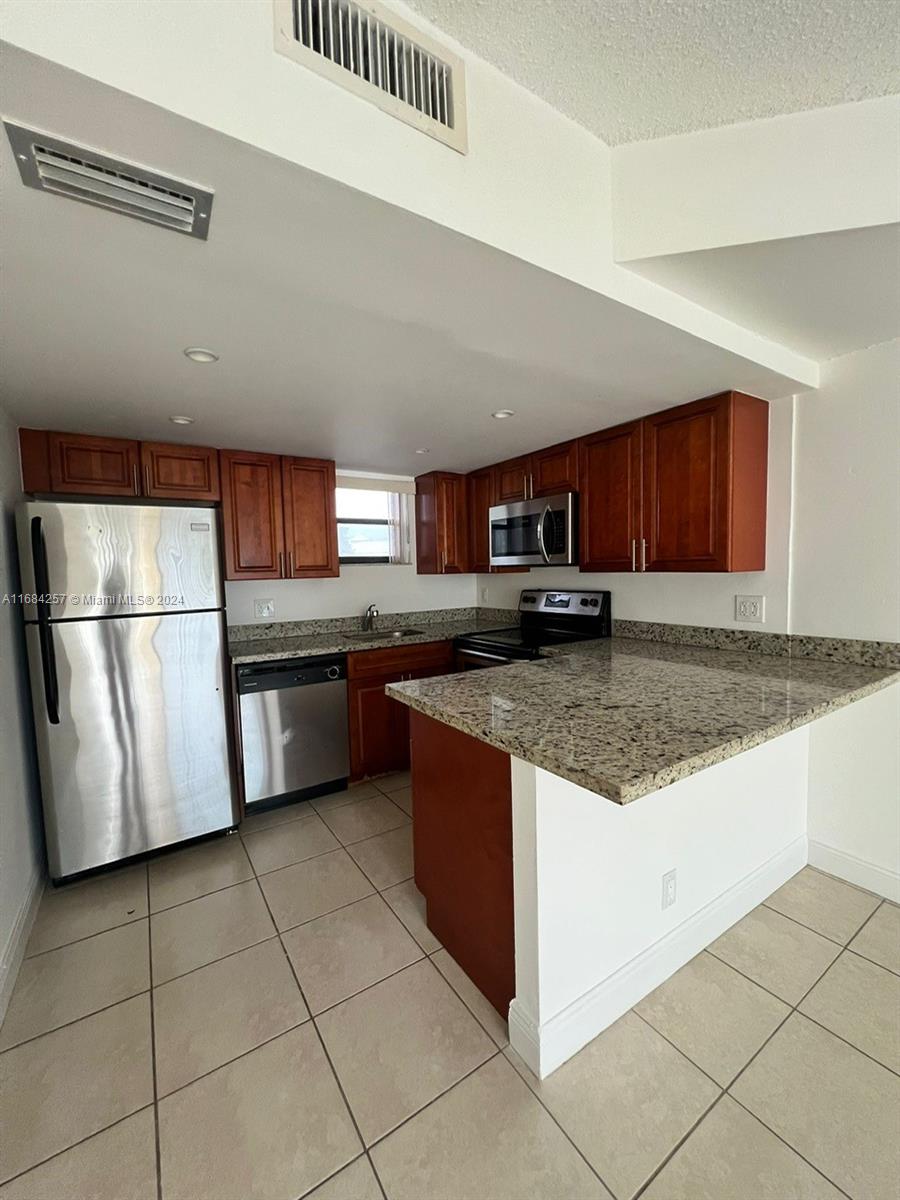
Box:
[1,773,898,1200]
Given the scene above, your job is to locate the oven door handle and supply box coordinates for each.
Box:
[457,647,513,667]
[536,504,552,565]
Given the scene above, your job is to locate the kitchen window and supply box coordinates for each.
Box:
[335,477,412,564]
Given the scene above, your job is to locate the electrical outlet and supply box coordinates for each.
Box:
[734,594,765,623]
[254,598,275,620]
[661,869,677,910]
[480,586,489,603]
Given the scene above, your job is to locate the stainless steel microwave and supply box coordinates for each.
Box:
[488,492,577,567]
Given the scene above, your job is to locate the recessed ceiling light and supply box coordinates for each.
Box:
[415,448,430,454]
[169,415,195,425]
[492,409,515,419]
[183,347,219,363]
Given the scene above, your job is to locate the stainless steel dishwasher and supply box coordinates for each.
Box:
[236,655,350,810]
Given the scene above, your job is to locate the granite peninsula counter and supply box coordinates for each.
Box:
[387,637,899,1079]
[386,637,898,803]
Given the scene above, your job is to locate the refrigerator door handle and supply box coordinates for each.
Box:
[31,516,60,724]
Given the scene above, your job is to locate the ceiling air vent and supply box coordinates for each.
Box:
[4,121,214,239]
[274,0,467,153]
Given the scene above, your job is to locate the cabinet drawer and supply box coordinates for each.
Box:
[347,640,454,680]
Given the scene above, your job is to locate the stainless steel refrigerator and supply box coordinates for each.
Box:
[17,500,237,880]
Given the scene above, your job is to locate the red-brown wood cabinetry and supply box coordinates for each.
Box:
[140,441,220,501]
[219,449,285,580]
[579,420,643,572]
[282,457,339,578]
[347,641,454,780]
[641,391,768,572]
[415,472,469,574]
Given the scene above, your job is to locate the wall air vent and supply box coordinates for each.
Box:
[274,0,467,154]
[4,121,214,240]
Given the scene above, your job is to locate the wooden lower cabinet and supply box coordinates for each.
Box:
[347,641,454,780]
[410,710,514,1017]
[348,673,411,780]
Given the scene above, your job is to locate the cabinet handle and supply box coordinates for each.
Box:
[132,463,139,495]
[523,472,528,500]
[439,548,445,572]
[278,551,285,578]
[631,538,636,572]
[530,473,534,500]
[641,538,647,572]
[287,551,294,577]
[144,464,151,495]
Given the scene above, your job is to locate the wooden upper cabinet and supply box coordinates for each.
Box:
[642,391,768,572]
[140,442,220,501]
[532,440,578,497]
[467,468,494,573]
[494,456,532,503]
[219,449,285,580]
[282,457,339,578]
[579,420,643,572]
[415,471,469,574]
[47,432,140,496]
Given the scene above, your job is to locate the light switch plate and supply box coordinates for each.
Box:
[734,595,765,623]
[254,598,275,619]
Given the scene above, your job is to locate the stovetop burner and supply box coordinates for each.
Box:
[454,590,611,665]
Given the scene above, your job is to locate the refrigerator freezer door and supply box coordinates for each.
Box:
[17,501,222,620]
[26,610,236,878]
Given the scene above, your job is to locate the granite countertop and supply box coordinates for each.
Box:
[386,637,899,804]
[228,618,513,664]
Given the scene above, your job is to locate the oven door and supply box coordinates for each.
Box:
[488,493,576,567]
[454,647,515,671]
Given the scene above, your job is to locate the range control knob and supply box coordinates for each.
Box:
[326,666,341,680]
[589,598,599,607]
[580,598,589,606]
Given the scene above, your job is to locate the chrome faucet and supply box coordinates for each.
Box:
[362,603,379,632]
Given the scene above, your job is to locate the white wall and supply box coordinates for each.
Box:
[0,0,817,386]
[225,510,477,625]
[613,96,900,261]
[807,685,900,901]
[478,392,795,632]
[791,338,900,642]
[510,731,809,1076]
[0,402,43,1018]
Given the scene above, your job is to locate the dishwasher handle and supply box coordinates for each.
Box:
[235,655,347,694]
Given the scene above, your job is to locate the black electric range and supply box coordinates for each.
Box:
[454,589,611,669]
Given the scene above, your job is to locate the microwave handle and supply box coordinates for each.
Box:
[536,504,552,565]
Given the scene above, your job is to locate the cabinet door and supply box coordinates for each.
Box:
[494,456,531,503]
[467,469,493,573]
[532,440,578,497]
[140,442,220,501]
[348,673,410,780]
[282,457,339,578]
[48,433,140,496]
[219,449,285,580]
[579,421,642,572]
[437,474,469,573]
[415,472,468,574]
[642,394,731,571]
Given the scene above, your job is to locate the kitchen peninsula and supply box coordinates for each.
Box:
[387,640,899,1077]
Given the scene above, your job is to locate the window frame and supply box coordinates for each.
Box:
[335,487,411,566]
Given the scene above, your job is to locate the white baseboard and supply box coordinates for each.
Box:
[509,834,807,1079]
[808,839,900,902]
[0,871,43,1025]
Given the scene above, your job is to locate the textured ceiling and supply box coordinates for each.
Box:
[404,0,900,144]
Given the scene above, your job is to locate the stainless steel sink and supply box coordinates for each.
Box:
[343,628,425,641]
